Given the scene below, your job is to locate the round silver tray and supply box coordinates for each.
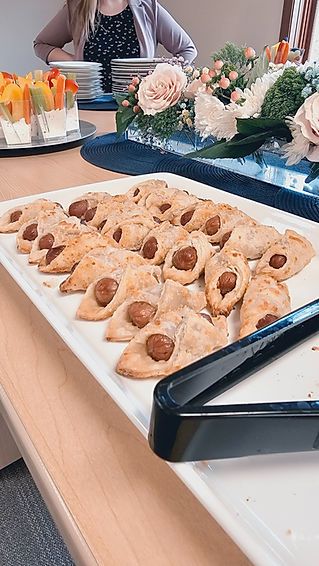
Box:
[0,120,96,157]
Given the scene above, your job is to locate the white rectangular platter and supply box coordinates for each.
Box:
[0,172,318,566]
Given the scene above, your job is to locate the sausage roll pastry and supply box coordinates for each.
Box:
[163,231,212,285]
[116,308,228,379]
[106,279,206,342]
[103,213,156,251]
[100,202,154,233]
[205,249,250,316]
[172,200,217,232]
[0,200,62,234]
[223,224,281,260]
[60,246,145,293]
[29,217,93,265]
[255,229,315,281]
[199,203,256,245]
[239,275,291,338]
[106,285,162,341]
[83,197,138,229]
[140,222,188,265]
[38,232,113,274]
[77,264,162,321]
[126,179,169,204]
[142,188,198,222]
[16,208,67,255]
[68,191,110,219]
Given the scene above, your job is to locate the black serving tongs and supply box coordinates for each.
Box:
[148,299,319,462]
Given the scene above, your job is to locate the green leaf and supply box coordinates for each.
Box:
[236,117,289,136]
[227,131,271,147]
[115,106,135,136]
[235,119,292,147]
[187,133,268,159]
[305,162,319,184]
[114,94,127,105]
[246,47,269,88]
[211,42,246,69]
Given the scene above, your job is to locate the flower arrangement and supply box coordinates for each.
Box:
[116,40,319,182]
[0,68,79,145]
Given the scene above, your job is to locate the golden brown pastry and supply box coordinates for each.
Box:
[106,284,162,341]
[0,200,62,234]
[223,224,281,260]
[172,200,217,232]
[38,232,113,273]
[60,246,145,293]
[125,179,169,204]
[140,222,188,264]
[103,213,156,250]
[116,308,228,379]
[205,249,250,316]
[163,231,212,285]
[16,208,67,255]
[77,264,162,321]
[200,203,256,245]
[29,217,93,265]
[239,275,291,338]
[83,196,136,228]
[255,229,315,281]
[106,279,206,342]
[141,187,198,222]
[68,191,110,219]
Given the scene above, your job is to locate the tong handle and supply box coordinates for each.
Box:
[149,299,319,462]
[160,298,319,407]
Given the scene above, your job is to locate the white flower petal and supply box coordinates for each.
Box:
[194,93,238,140]
[282,119,310,165]
[308,145,319,162]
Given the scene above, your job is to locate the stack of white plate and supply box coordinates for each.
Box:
[49,61,105,100]
[111,58,162,95]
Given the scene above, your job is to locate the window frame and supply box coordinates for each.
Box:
[279,0,318,60]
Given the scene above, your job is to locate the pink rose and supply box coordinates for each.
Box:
[184,78,205,100]
[137,63,187,116]
[294,92,319,161]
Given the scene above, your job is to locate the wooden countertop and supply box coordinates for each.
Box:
[0,111,250,566]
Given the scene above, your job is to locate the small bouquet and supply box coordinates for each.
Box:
[115,59,197,142]
[116,40,319,182]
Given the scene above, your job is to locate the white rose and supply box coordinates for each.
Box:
[294,92,319,161]
[137,63,187,116]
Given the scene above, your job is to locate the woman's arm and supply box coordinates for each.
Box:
[156,3,197,63]
[34,5,74,63]
[47,48,74,63]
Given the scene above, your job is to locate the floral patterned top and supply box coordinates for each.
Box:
[83,6,140,93]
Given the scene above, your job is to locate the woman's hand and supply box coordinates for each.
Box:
[47,48,74,62]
